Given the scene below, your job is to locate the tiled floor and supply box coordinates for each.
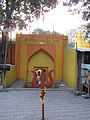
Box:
[0,90,90,120]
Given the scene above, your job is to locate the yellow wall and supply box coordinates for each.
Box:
[56,40,62,81]
[63,48,77,88]
[5,66,16,87]
[27,50,54,83]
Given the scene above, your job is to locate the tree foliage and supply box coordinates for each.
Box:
[81,22,90,39]
[63,0,90,21]
[32,28,61,35]
[65,28,78,48]
[32,28,52,34]
[63,0,90,38]
[0,0,58,29]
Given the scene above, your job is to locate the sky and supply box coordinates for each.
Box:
[23,2,84,34]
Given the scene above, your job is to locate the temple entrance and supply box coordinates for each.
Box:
[27,49,55,88]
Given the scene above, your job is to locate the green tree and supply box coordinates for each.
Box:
[32,28,52,34]
[65,28,78,48]
[32,28,61,35]
[81,23,90,40]
[0,0,58,61]
[63,0,90,39]
[0,0,58,29]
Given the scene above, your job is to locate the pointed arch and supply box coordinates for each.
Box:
[27,44,56,64]
[26,46,56,85]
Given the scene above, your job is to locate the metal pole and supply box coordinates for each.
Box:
[40,70,46,120]
[42,89,44,120]
[42,100,44,120]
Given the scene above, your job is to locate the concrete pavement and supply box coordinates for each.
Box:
[0,90,90,120]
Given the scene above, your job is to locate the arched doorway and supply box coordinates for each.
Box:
[27,49,55,87]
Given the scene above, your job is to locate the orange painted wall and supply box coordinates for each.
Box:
[16,40,21,80]
[6,42,15,65]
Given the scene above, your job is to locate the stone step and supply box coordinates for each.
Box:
[10,80,26,88]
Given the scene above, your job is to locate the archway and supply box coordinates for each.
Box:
[27,49,55,87]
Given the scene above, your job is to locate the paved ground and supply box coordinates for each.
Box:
[0,89,90,120]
